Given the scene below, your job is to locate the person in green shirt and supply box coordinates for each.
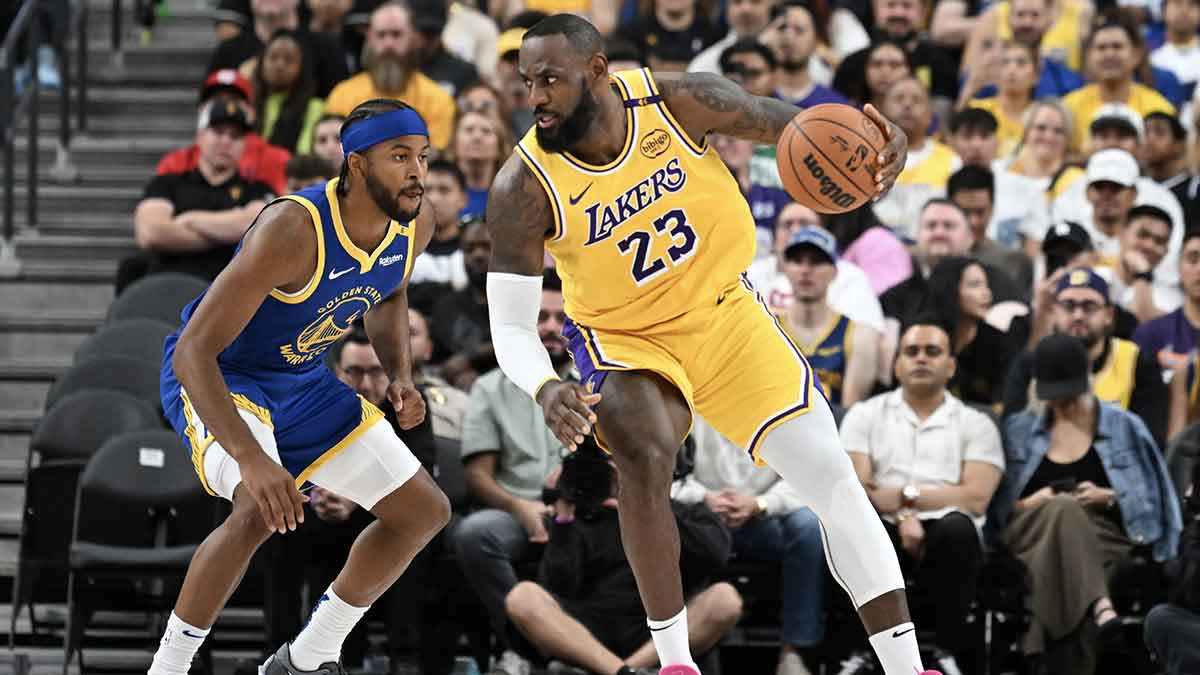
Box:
[253,29,326,154]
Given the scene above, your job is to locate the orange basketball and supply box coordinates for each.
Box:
[776,104,886,214]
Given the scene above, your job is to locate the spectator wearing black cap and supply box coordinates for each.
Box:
[1143,111,1200,229]
[207,0,349,98]
[617,0,722,72]
[992,333,1181,675]
[777,227,879,409]
[407,0,480,97]
[126,100,276,288]
[1002,268,1168,446]
[947,166,1034,297]
[157,70,291,195]
[1134,228,1200,372]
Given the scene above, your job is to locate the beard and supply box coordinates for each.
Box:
[535,85,599,153]
[365,169,421,223]
[364,45,411,93]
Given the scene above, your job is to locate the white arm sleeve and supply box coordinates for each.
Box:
[486,272,561,400]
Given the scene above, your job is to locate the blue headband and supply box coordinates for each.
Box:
[340,108,429,156]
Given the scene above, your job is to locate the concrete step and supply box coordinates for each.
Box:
[0,486,25,536]
[0,357,71,382]
[0,280,114,312]
[0,435,29,483]
[0,410,38,434]
[9,259,118,284]
[9,212,133,237]
[11,185,140,217]
[14,232,137,261]
[0,381,51,413]
[13,133,180,166]
[32,86,199,117]
[27,111,198,140]
[0,331,88,361]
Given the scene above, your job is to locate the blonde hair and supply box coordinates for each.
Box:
[1010,98,1073,165]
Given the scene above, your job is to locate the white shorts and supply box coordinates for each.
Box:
[203,409,422,510]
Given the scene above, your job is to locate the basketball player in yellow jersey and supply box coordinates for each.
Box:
[484,14,943,675]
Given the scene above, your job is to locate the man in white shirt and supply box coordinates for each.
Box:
[671,416,824,675]
[1150,0,1200,93]
[840,318,1005,673]
[744,202,885,332]
[687,0,777,75]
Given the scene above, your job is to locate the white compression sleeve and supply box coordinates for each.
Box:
[487,272,560,399]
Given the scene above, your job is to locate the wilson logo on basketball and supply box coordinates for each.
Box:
[639,129,671,158]
[802,154,857,209]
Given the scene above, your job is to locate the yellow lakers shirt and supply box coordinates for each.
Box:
[515,68,757,332]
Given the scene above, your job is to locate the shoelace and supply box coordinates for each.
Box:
[937,654,963,675]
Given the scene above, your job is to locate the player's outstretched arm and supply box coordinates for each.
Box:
[364,204,437,429]
[173,200,317,534]
[655,71,909,197]
[485,156,599,450]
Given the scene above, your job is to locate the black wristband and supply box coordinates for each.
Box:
[1133,270,1154,283]
[616,667,638,675]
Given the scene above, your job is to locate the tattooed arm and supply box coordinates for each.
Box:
[486,154,553,275]
[655,70,909,197]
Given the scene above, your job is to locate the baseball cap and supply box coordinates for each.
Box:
[408,0,448,35]
[784,226,838,264]
[1055,267,1110,304]
[1034,333,1091,401]
[1090,103,1144,141]
[1042,221,1093,254]
[200,69,253,104]
[199,99,251,132]
[1086,148,1139,188]
[497,28,526,59]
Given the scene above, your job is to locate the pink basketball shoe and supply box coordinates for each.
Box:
[658,665,700,675]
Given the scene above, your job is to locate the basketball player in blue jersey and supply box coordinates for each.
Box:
[484,15,944,675]
[148,99,450,675]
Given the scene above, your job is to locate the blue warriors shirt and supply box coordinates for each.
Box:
[797,314,854,407]
[169,178,415,397]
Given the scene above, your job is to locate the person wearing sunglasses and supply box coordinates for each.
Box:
[1001,267,1168,448]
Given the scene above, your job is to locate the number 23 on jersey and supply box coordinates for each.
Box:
[616,208,698,286]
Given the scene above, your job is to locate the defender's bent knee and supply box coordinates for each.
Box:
[227,490,274,548]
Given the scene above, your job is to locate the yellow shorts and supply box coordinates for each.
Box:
[562,276,820,463]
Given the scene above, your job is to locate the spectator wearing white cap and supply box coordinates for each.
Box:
[1051,137,1186,294]
[776,226,879,409]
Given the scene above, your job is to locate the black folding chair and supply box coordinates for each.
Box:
[63,430,216,675]
[74,318,175,365]
[106,272,207,325]
[43,355,163,412]
[10,391,163,645]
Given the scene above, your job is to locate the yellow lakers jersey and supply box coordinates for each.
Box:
[896,141,959,189]
[1094,337,1139,410]
[516,68,757,332]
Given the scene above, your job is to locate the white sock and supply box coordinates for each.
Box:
[147,612,209,675]
[647,606,696,669]
[868,622,924,675]
[289,585,370,671]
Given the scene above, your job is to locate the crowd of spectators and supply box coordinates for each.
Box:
[105,0,1200,672]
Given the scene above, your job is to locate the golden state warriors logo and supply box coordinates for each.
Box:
[640,129,671,159]
[279,286,384,365]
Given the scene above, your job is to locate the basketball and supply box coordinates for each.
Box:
[776,104,887,214]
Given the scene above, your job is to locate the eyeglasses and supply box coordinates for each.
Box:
[458,99,498,115]
[1057,299,1103,314]
[1031,123,1067,136]
[342,365,387,380]
[901,344,945,358]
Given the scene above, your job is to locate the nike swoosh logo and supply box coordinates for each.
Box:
[328,267,355,280]
[181,629,206,639]
[568,182,594,206]
[891,627,915,638]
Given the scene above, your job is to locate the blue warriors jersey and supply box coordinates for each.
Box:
[160,178,415,490]
[794,314,853,407]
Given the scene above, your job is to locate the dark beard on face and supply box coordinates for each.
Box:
[1079,332,1102,348]
[536,85,599,153]
[549,346,571,368]
[365,169,420,223]
[780,58,808,73]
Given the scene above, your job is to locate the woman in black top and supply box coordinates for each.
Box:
[927,256,1018,408]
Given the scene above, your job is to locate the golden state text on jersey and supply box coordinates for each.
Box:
[516,68,757,332]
